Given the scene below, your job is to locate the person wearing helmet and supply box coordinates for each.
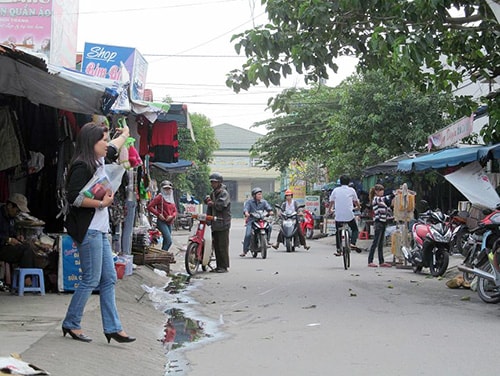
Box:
[147,180,177,252]
[367,184,395,267]
[272,189,310,250]
[205,172,231,273]
[329,175,360,256]
[241,187,273,257]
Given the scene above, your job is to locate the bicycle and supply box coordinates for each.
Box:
[184,213,217,275]
[338,222,351,270]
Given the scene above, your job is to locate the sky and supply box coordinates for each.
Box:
[77,0,357,133]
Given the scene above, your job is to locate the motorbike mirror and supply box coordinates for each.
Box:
[298,204,305,209]
[275,204,281,210]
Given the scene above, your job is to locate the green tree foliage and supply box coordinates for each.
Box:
[227,0,499,140]
[174,113,219,199]
[252,71,454,178]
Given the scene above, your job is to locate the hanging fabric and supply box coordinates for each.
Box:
[0,106,22,171]
[149,120,179,163]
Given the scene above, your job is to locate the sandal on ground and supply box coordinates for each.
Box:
[380,262,392,268]
[334,251,342,257]
[271,243,279,250]
[239,252,247,257]
[368,263,378,267]
[304,245,310,250]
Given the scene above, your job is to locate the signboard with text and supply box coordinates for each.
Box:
[57,234,81,292]
[82,42,148,100]
[305,195,321,216]
[0,0,79,67]
[428,115,474,150]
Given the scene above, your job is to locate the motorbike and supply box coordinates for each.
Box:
[457,205,500,303]
[401,207,451,277]
[174,213,193,231]
[300,209,315,239]
[249,210,272,259]
[447,209,470,254]
[275,204,304,253]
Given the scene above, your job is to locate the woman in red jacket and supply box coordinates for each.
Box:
[147,180,177,251]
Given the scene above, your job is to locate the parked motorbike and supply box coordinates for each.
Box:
[249,210,272,259]
[174,213,193,231]
[300,209,315,239]
[275,204,304,253]
[447,209,470,254]
[401,207,451,277]
[458,205,500,303]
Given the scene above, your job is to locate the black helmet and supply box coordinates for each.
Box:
[251,187,262,196]
[209,172,223,182]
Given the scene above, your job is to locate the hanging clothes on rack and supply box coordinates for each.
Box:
[149,120,179,163]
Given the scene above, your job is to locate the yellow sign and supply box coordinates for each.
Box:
[290,185,306,199]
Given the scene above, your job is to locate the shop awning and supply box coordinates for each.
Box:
[397,144,500,172]
[151,159,193,174]
[363,152,421,176]
[0,45,168,121]
[0,45,122,115]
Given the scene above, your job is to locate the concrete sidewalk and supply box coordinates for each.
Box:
[0,263,171,375]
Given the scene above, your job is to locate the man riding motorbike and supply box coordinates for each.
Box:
[240,187,273,257]
[272,189,310,250]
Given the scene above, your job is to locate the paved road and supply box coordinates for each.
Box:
[1,218,498,376]
[169,218,500,376]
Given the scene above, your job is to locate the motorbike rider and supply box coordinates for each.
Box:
[329,175,361,256]
[204,172,231,273]
[272,189,310,250]
[240,187,273,257]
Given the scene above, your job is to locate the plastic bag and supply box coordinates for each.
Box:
[80,164,125,200]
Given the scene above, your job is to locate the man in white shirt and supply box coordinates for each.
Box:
[329,175,360,256]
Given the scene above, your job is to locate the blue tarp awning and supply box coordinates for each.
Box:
[397,144,500,172]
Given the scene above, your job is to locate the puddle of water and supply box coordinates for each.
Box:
[151,273,225,375]
[161,307,209,351]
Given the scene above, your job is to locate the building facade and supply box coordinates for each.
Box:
[209,124,280,215]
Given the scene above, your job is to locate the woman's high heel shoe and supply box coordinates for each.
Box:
[104,332,136,344]
[62,327,92,343]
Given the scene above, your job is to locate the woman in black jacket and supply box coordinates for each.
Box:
[61,122,135,344]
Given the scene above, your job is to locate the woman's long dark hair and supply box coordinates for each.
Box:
[71,122,108,172]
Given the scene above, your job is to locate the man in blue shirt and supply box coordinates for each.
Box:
[240,187,273,257]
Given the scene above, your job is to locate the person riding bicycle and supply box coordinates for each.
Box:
[205,172,231,273]
[329,175,361,256]
[272,189,310,250]
[240,187,273,257]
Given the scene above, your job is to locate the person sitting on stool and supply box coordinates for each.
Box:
[0,193,35,269]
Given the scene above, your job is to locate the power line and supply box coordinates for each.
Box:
[143,54,244,58]
[77,0,241,15]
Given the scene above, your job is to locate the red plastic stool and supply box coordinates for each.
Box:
[359,231,370,240]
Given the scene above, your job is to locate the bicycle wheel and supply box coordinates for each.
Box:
[343,228,351,270]
[185,241,201,276]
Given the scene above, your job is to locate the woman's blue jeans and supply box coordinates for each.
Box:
[62,230,122,333]
[156,220,173,251]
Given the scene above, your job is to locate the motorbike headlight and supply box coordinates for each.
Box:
[429,227,451,242]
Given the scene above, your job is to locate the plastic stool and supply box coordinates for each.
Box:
[12,268,45,296]
[359,231,370,240]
